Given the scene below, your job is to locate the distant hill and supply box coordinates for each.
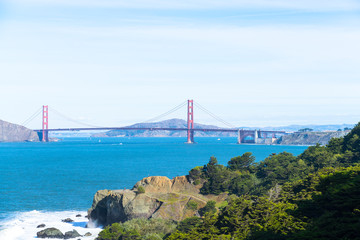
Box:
[92,118,236,137]
[91,119,355,138]
[0,119,39,142]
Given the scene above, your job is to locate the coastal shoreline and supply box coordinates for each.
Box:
[0,210,101,240]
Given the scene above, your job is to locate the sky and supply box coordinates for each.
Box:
[0,0,360,129]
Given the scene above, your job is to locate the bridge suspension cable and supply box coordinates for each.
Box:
[22,107,43,127]
[49,107,106,128]
[194,102,237,129]
[140,101,187,123]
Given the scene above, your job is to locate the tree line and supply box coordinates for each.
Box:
[97,123,360,240]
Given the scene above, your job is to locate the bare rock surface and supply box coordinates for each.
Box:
[37,223,46,228]
[37,227,64,238]
[0,119,39,142]
[64,229,82,239]
[88,176,224,226]
[61,218,74,223]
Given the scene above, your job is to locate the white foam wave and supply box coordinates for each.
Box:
[0,210,102,240]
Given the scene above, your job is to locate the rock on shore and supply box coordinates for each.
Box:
[37,227,64,238]
[0,119,39,142]
[88,176,226,226]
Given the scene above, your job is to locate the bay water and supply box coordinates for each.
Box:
[0,137,307,239]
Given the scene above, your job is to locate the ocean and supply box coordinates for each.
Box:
[0,137,307,239]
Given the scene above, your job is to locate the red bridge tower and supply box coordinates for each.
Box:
[187,100,194,143]
[42,105,49,142]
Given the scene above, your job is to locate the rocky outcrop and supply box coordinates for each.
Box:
[277,131,349,145]
[37,227,64,238]
[37,223,46,228]
[61,218,74,223]
[88,176,225,226]
[0,119,39,142]
[64,229,82,239]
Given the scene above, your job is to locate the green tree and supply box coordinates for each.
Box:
[342,123,360,153]
[217,195,305,239]
[280,166,360,239]
[339,123,360,165]
[299,144,338,170]
[175,217,203,233]
[227,152,255,171]
[199,200,217,216]
[256,152,309,192]
[188,166,204,185]
[228,172,259,196]
[97,223,125,240]
[167,213,227,240]
[200,157,235,195]
[327,137,344,154]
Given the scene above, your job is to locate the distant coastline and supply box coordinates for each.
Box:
[0,117,354,146]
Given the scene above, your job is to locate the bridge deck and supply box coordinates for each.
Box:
[34,127,286,134]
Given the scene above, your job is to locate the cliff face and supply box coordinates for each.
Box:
[277,131,349,145]
[0,119,39,142]
[88,176,226,226]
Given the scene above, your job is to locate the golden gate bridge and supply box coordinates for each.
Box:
[23,100,286,143]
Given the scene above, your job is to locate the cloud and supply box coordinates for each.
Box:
[8,0,360,11]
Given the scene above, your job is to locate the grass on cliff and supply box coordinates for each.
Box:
[156,193,187,204]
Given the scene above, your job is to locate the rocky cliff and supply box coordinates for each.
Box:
[277,131,349,145]
[0,119,39,142]
[88,176,226,226]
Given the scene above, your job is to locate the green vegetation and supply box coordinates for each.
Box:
[137,186,145,194]
[175,217,202,233]
[227,152,255,171]
[97,122,360,240]
[199,154,258,196]
[167,165,360,240]
[186,200,198,211]
[96,218,176,240]
[198,200,217,216]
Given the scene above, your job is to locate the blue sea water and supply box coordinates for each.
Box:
[0,137,307,237]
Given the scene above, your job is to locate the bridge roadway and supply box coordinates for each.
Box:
[34,127,285,134]
[34,127,287,144]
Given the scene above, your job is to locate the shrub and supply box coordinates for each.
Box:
[137,186,145,194]
[189,166,204,183]
[96,222,124,240]
[176,217,203,233]
[186,200,198,211]
[97,218,177,240]
[198,200,217,216]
